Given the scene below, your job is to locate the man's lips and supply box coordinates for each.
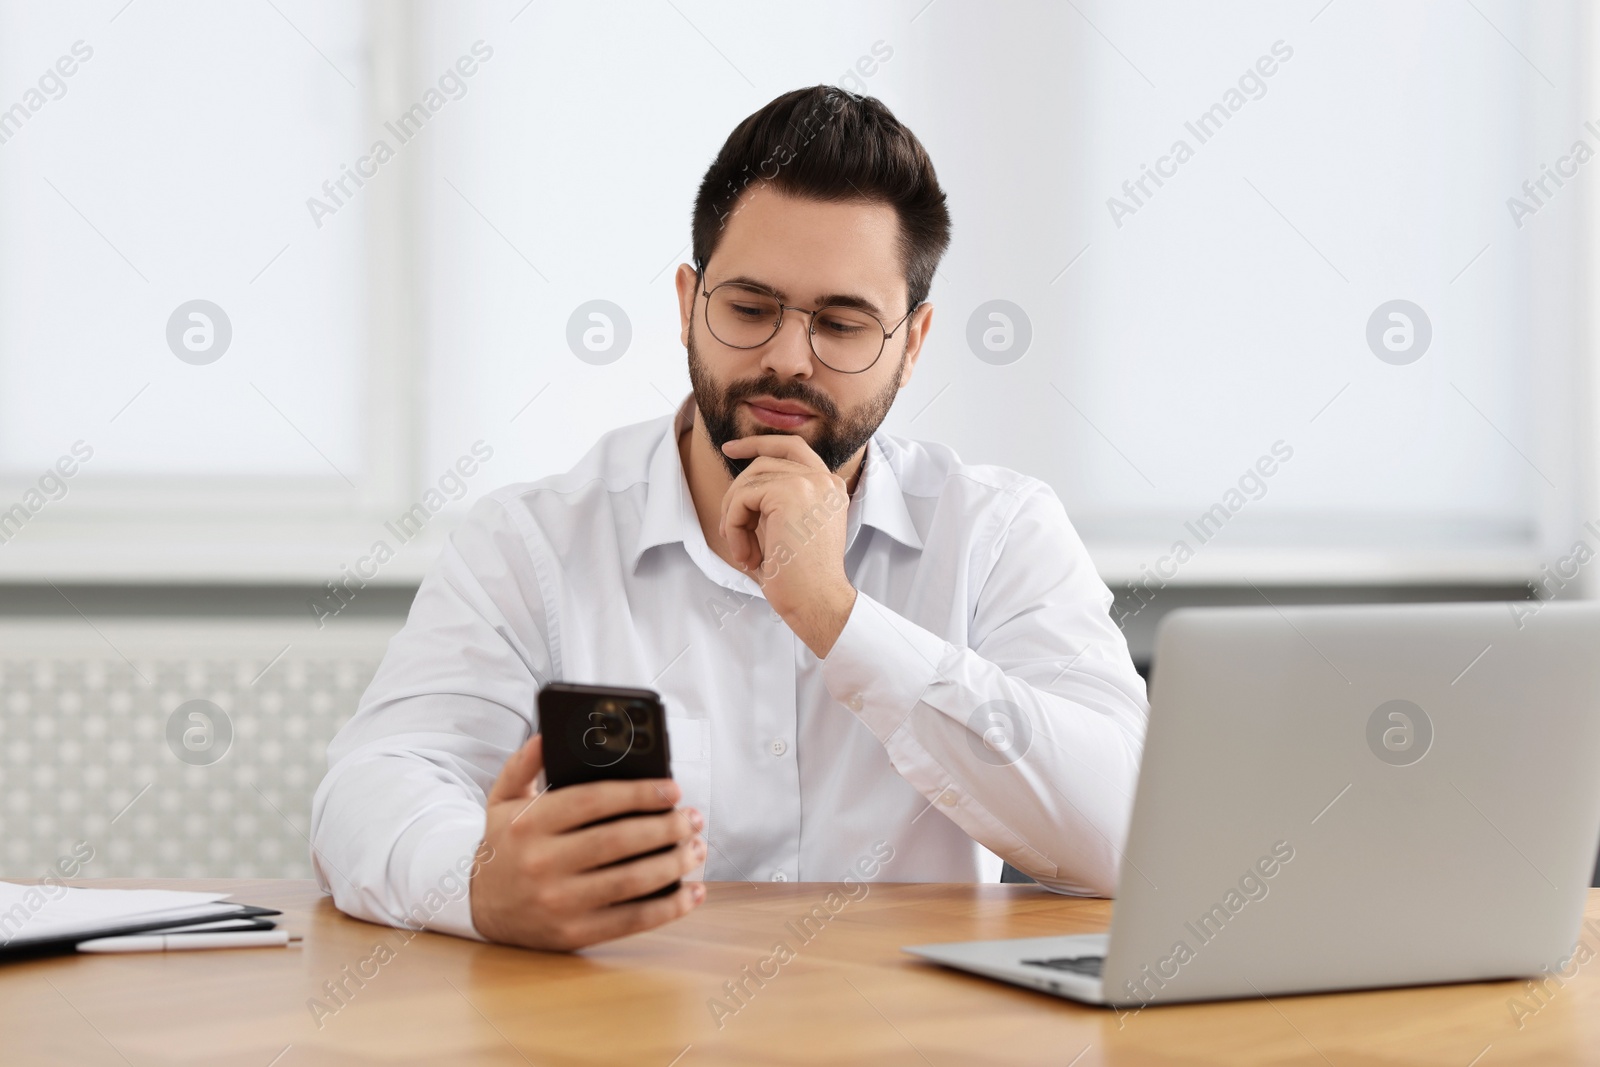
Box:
[744,399,816,429]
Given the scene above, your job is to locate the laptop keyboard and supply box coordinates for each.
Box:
[1021,955,1104,977]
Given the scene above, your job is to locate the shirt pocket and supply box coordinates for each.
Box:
[665,716,712,881]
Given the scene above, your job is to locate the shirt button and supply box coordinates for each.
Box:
[769,739,787,756]
[938,789,959,807]
[770,871,788,882]
[845,693,864,712]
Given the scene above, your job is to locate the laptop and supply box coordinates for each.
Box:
[904,601,1600,1008]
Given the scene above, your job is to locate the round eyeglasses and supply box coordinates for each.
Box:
[699,272,918,374]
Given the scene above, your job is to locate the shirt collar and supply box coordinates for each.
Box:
[629,393,924,576]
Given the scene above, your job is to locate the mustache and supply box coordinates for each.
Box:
[724,376,838,420]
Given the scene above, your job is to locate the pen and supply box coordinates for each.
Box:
[77,930,300,953]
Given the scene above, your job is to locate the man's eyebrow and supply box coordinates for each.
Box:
[719,275,885,318]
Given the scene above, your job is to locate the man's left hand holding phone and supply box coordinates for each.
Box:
[469,682,707,951]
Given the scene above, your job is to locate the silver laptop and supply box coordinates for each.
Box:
[904,601,1600,1008]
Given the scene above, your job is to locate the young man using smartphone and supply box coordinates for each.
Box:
[310,85,1149,951]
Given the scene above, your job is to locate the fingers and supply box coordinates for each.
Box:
[717,459,844,571]
[576,833,707,907]
[487,733,543,805]
[717,457,800,527]
[476,747,707,951]
[721,481,779,570]
[554,881,707,950]
[551,807,699,871]
[533,777,681,834]
[721,434,826,469]
[721,455,805,483]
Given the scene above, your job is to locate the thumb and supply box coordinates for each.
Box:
[487,732,543,805]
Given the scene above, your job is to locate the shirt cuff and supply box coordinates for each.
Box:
[388,809,490,942]
[820,589,949,743]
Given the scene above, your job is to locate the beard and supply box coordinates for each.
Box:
[686,320,905,480]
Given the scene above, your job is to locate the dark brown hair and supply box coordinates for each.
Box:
[691,85,951,311]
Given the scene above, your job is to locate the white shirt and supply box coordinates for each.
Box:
[310,394,1150,940]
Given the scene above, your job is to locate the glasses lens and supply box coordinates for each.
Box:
[812,306,883,371]
[707,286,781,348]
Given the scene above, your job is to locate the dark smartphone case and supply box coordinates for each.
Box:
[536,682,681,901]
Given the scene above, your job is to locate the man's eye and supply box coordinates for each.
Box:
[819,316,867,336]
[731,303,770,318]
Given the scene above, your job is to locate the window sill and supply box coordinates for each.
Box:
[0,513,461,584]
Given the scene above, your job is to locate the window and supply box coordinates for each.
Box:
[1,1,1591,587]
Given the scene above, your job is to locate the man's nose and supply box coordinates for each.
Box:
[758,311,816,379]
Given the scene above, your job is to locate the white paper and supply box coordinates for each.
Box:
[0,882,236,947]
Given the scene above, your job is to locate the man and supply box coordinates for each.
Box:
[310,85,1148,951]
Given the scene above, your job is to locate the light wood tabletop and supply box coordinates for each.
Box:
[2,880,1598,1066]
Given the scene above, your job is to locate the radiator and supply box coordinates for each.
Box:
[0,618,399,880]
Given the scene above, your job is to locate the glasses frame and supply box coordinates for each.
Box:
[697,268,919,375]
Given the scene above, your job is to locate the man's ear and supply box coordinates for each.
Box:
[898,303,933,389]
[674,263,699,348]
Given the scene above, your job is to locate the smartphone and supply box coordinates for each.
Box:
[536,681,680,901]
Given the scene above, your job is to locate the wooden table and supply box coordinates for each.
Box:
[4,881,1598,1066]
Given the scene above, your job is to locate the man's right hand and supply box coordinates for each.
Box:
[469,733,707,951]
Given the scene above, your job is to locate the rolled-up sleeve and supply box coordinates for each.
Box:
[820,480,1148,897]
[308,493,555,940]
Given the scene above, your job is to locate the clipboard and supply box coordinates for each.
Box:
[0,904,283,961]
